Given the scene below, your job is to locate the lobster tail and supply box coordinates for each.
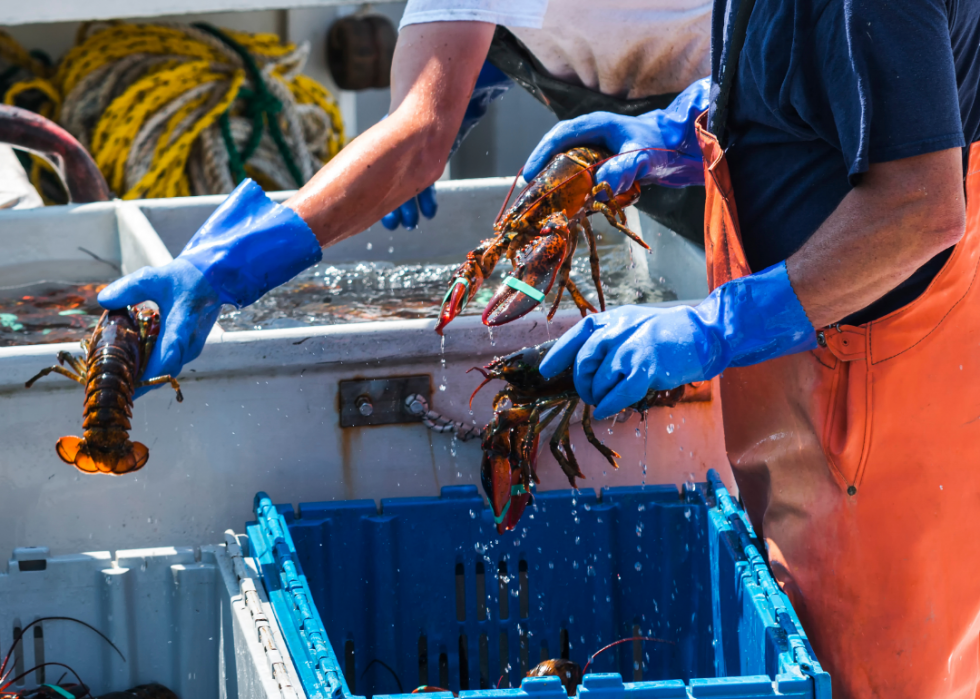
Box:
[55,436,149,475]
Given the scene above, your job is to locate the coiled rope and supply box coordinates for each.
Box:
[1,22,344,200]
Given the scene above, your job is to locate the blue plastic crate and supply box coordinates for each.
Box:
[248,470,830,699]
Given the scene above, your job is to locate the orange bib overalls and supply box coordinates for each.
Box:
[696,111,980,698]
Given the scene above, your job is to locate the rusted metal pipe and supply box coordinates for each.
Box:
[0,104,111,203]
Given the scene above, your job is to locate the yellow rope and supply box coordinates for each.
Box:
[290,74,346,159]
[2,22,345,201]
[124,73,244,199]
[3,78,61,118]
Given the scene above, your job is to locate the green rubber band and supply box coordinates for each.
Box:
[504,276,546,303]
[493,498,512,524]
[43,685,76,699]
[493,485,528,524]
[441,277,470,308]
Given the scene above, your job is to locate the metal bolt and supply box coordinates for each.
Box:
[355,395,374,417]
[405,395,427,416]
[816,330,827,347]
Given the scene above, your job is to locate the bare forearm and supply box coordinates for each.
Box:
[284,22,494,247]
[786,148,966,328]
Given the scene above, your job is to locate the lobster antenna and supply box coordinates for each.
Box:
[581,636,675,675]
[0,616,125,680]
[361,658,404,694]
[494,167,525,226]
[467,368,494,409]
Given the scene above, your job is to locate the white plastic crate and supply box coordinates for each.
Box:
[0,533,304,698]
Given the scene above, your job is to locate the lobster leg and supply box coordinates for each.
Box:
[590,200,651,250]
[138,375,184,402]
[580,217,605,312]
[25,365,84,388]
[57,350,87,376]
[565,279,598,317]
[582,405,620,468]
[549,399,585,487]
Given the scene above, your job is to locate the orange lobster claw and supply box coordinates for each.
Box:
[483,215,570,326]
[436,256,485,335]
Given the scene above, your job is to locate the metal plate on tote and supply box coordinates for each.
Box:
[339,375,431,427]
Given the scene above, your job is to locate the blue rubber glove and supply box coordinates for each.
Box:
[381,62,512,230]
[98,179,321,396]
[539,262,817,419]
[523,77,710,195]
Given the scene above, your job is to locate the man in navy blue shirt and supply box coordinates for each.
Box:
[526,0,980,695]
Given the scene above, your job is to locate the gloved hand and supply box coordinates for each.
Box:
[99,179,321,396]
[539,262,817,419]
[381,61,512,230]
[523,77,710,195]
[381,185,438,230]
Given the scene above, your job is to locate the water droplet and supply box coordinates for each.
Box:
[638,504,646,512]
[548,562,554,569]
[666,424,675,434]
[439,384,446,391]
[573,560,579,569]
[575,536,580,544]
[366,242,373,250]
[388,246,394,254]
[635,562,642,572]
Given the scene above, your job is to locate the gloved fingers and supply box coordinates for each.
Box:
[98,266,168,310]
[135,299,220,397]
[381,210,400,230]
[538,315,602,379]
[523,112,630,181]
[594,149,651,197]
[399,197,420,230]
[593,365,653,420]
[417,186,438,219]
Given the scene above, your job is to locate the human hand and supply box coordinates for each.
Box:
[523,77,710,195]
[381,185,438,230]
[98,260,221,397]
[539,262,818,419]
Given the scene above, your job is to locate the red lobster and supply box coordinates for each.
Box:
[435,147,649,334]
[25,306,182,474]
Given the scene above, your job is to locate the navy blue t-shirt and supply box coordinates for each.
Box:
[711,0,980,324]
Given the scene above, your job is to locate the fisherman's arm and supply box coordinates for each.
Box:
[287,21,495,244]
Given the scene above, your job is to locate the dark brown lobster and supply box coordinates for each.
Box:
[472,340,696,533]
[25,305,182,474]
[435,147,649,334]
[0,104,110,203]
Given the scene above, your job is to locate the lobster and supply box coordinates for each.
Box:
[471,340,692,533]
[25,305,182,475]
[435,147,649,334]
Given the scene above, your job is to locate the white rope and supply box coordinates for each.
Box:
[404,394,483,442]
